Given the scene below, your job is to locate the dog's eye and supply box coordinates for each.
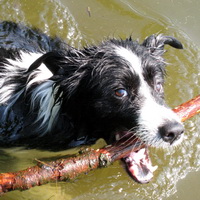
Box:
[155,82,163,93]
[115,89,128,97]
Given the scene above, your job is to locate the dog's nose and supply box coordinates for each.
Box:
[159,122,184,144]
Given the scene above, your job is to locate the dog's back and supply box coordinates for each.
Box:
[0,21,68,56]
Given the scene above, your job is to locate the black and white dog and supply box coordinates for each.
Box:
[0,21,184,183]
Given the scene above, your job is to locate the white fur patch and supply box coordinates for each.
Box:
[7,52,53,85]
[31,81,61,133]
[115,46,142,76]
[137,98,183,147]
[7,52,47,70]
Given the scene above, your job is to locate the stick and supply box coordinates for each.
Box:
[173,95,200,122]
[0,95,200,194]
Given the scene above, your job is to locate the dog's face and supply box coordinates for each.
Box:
[62,35,184,149]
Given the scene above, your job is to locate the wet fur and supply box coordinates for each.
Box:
[0,21,183,149]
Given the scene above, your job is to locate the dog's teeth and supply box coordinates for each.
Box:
[151,165,158,172]
[115,134,120,141]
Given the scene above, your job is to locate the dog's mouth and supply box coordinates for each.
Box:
[114,131,158,184]
[123,147,158,184]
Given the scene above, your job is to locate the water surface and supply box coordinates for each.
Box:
[0,0,199,199]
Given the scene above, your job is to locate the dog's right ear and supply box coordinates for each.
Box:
[26,52,64,74]
[142,34,183,54]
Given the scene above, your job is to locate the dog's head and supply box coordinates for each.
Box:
[29,34,184,183]
[64,35,184,145]
[29,34,184,147]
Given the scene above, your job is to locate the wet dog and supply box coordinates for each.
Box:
[0,21,184,183]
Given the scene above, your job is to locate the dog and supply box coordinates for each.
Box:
[0,21,184,183]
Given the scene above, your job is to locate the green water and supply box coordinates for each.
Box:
[0,0,199,199]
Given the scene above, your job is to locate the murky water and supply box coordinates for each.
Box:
[0,0,199,199]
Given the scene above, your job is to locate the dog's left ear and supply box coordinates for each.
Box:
[26,52,64,74]
[142,34,183,53]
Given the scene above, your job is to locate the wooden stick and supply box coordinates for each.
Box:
[173,95,200,122]
[0,95,200,194]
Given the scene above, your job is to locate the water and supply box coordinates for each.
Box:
[0,0,199,199]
